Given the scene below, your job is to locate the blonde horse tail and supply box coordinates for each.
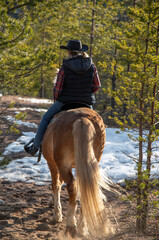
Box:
[73,117,113,237]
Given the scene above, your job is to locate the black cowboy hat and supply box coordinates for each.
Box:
[60,39,88,52]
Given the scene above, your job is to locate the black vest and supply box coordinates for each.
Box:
[57,56,96,105]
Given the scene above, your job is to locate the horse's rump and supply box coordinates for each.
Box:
[42,108,106,167]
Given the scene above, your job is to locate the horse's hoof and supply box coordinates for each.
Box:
[52,215,62,224]
[65,226,77,238]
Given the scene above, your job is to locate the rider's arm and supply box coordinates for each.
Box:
[53,66,65,101]
[92,66,101,94]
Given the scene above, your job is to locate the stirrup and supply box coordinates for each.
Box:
[24,138,34,148]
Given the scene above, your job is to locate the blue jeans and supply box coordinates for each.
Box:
[33,101,64,148]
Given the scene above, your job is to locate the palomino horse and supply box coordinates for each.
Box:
[42,107,114,238]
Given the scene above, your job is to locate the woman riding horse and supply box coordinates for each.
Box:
[24,40,114,237]
[24,39,101,156]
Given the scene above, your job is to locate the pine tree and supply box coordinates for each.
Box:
[113,0,159,231]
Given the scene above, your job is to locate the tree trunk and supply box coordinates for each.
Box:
[136,7,151,231]
[111,18,119,115]
[90,0,96,57]
[141,21,159,230]
[136,81,144,231]
[111,61,117,110]
[39,28,45,98]
[40,66,45,98]
[123,62,130,115]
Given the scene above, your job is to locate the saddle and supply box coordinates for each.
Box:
[61,101,91,111]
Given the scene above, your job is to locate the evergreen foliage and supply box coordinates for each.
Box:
[110,0,159,231]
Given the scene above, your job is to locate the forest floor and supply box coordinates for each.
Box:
[0,95,158,240]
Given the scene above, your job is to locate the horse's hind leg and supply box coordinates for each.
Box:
[78,208,88,237]
[60,169,77,237]
[47,160,63,223]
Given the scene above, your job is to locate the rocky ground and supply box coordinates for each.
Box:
[0,95,158,240]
